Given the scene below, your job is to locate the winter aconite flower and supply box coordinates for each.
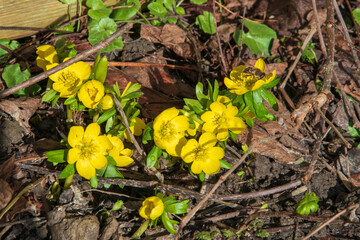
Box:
[36,45,59,71]
[67,123,112,179]
[100,94,114,111]
[181,132,224,175]
[124,117,146,142]
[47,59,91,97]
[153,107,189,156]
[78,80,105,109]
[107,134,134,167]
[201,102,246,141]
[224,59,276,95]
[139,196,164,220]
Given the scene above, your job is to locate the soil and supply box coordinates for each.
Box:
[1,0,360,239]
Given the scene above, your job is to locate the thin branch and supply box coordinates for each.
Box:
[212,0,228,74]
[0,23,134,99]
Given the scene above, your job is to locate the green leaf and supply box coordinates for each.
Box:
[59,0,76,4]
[175,7,185,15]
[59,164,75,179]
[353,8,360,26]
[88,8,112,21]
[86,0,105,10]
[195,11,215,35]
[111,0,140,20]
[190,0,208,4]
[142,122,153,144]
[2,64,31,96]
[102,37,124,52]
[220,159,232,169]
[261,77,279,88]
[233,19,277,57]
[348,126,360,138]
[98,108,117,124]
[105,115,114,132]
[245,117,254,128]
[104,165,124,178]
[244,92,256,117]
[295,191,319,215]
[110,200,124,212]
[106,155,117,166]
[164,199,189,215]
[212,80,219,102]
[64,95,77,105]
[161,212,178,234]
[198,171,205,181]
[90,176,98,188]
[252,89,268,118]
[0,39,20,61]
[147,145,162,168]
[148,1,167,17]
[46,149,67,163]
[88,18,117,45]
[260,88,278,111]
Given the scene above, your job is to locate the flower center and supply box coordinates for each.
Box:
[79,137,97,158]
[193,146,207,162]
[242,74,259,88]
[159,121,175,138]
[59,70,80,88]
[87,87,99,101]
[212,112,226,126]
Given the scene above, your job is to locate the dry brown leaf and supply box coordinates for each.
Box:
[0,178,13,210]
[0,97,41,134]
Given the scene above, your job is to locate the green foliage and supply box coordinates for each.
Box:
[0,39,20,63]
[2,64,41,96]
[295,191,319,215]
[46,149,67,164]
[353,8,360,26]
[146,145,163,168]
[191,0,208,4]
[59,164,75,179]
[237,219,269,238]
[195,11,216,35]
[55,38,77,62]
[347,125,360,148]
[58,0,77,4]
[299,41,318,65]
[233,20,277,57]
[243,88,277,121]
[111,0,140,20]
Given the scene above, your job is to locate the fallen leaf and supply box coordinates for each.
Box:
[0,178,13,210]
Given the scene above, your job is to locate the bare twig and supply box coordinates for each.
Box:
[311,0,327,57]
[212,0,228,74]
[302,203,360,240]
[0,23,133,99]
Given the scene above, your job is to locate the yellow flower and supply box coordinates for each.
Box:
[153,107,189,156]
[67,123,112,180]
[224,59,276,95]
[201,102,246,141]
[36,45,59,71]
[186,120,202,136]
[216,95,231,104]
[47,59,91,98]
[124,117,146,142]
[107,134,134,167]
[78,80,105,109]
[100,94,114,111]
[139,196,164,220]
[181,132,224,175]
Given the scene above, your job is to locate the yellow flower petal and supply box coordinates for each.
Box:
[191,161,203,174]
[166,136,187,157]
[171,115,189,132]
[113,155,134,167]
[76,158,96,180]
[228,118,246,134]
[210,101,226,113]
[254,58,266,72]
[121,148,133,157]
[199,132,217,148]
[139,196,164,220]
[95,135,113,153]
[70,61,91,81]
[68,126,84,147]
[153,107,179,130]
[89,154,108,170]
[107,134,124,150]
[202,158,221,175]
[216,95,231,104]
[208,147,225,160]
[216,128,229,141]
[78,80,105,109]
[100,94,114,111]
[84,123,101,138]
[181,139,199,163]
[67,148,81,164]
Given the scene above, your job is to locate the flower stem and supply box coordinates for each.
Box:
[131,219,150,239]
[66,105,73,122]
[93,112,99,123]
[63,173,74,190]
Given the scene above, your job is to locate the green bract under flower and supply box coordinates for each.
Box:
[224,58,276,95]
[181,132,224,175]
[67,123,112,179]
[153,107,189,156]
[139,196,164,220]
[78,80,105,109]
[47,59,91,98]
[201,102,246,141]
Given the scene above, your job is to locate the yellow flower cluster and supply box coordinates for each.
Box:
[67,123,134,179]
